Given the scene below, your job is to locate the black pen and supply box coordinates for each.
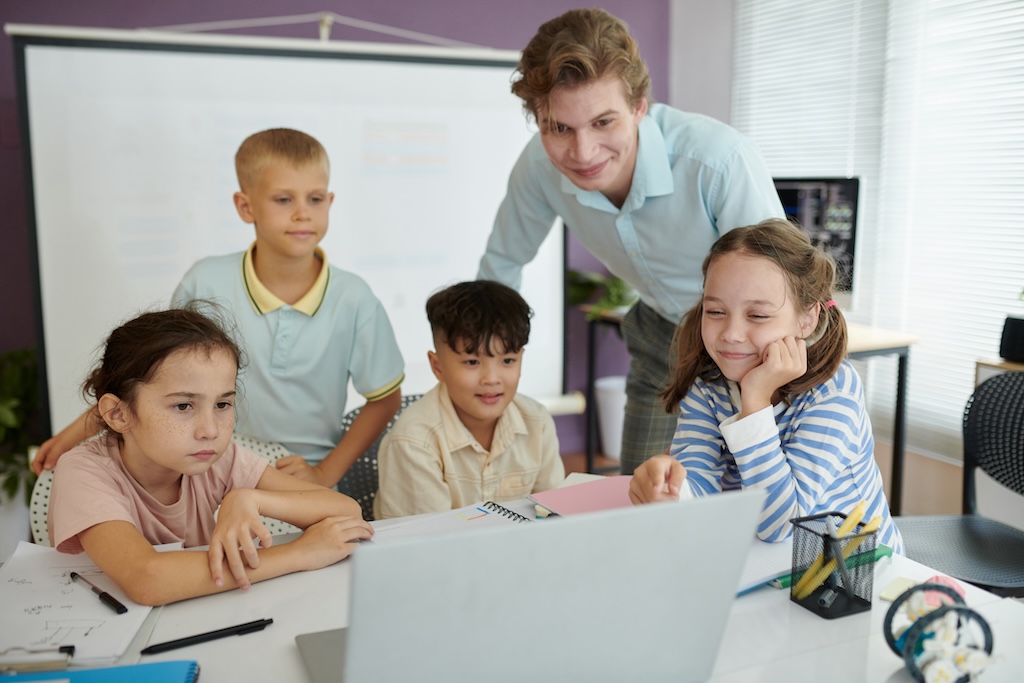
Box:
[140,618,274,655]
[69,571,128,614]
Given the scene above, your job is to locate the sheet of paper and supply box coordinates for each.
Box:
[557,472,605,488]
[737,538,794,595]
[0,541,153,665]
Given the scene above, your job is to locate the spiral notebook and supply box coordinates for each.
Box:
[297,488,766,683]
[369,500,534,543]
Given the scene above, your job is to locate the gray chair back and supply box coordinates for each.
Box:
[962,371,1024,514]
[336,394,423,521]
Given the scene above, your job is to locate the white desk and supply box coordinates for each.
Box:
[131,542,1024,682]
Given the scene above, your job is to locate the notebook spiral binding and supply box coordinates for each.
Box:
[482,501,532,523]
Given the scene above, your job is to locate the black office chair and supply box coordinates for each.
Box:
[336,393,423,521]
[896,371,1024,597]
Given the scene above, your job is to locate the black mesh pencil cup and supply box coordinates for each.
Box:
[789,511,878,619]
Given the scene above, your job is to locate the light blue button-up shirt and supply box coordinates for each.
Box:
[478,104,784,324]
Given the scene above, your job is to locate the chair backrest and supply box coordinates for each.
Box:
[336,394,423,521]
[962,371,1024,514]
[230,434,302,536]
[30,469,53,546]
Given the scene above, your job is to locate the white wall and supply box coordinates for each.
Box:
[669,0,734,121]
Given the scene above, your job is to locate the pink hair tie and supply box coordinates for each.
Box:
[824,299,837,309]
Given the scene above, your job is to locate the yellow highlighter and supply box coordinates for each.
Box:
[795,515,882,601]
[791,500,867,597]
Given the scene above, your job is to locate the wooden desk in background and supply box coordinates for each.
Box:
[976,357,1024,385]
[583,313,919,515]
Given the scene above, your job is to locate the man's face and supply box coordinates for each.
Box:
[538,76,648,207]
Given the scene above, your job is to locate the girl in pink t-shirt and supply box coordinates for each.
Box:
[49,304,373,606]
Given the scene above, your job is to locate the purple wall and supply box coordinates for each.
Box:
[0,1,668,451]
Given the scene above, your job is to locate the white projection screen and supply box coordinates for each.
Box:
[11,26,565,434]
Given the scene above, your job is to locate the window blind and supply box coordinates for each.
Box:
[732,0,1024,460]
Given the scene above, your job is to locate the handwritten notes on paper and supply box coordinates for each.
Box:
[0,541,152,664]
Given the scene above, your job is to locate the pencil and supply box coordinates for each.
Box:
[791,501,866,597]
[772,544,892,589]
[794,516,883,600]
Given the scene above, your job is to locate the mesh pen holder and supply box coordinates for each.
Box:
[789,511,877,619]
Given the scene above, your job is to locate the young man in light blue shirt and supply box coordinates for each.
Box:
[478,8,783,474]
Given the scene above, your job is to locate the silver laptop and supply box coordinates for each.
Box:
[296,488,765,683]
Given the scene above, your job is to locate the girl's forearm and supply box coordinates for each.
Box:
[100,540,311,606]
[250,488,360,527]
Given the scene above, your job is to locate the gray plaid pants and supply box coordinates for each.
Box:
[617,301,680,475]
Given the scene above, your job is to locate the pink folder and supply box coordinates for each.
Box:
[528,475,634,516]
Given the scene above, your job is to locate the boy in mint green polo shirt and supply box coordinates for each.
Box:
[34,129,405,491]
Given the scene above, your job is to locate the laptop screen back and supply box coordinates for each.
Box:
[304,488,764,683]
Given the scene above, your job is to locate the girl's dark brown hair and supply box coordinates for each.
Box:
[661,218,848,410]
[84,302,244,432]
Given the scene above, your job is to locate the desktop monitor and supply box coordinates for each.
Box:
[773,177,860,310]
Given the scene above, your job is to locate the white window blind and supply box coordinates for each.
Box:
[732,0,1024,460]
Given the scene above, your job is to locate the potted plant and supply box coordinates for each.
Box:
[566,269,639,320]
[0,348,41,505]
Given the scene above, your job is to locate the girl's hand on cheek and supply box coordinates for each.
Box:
[739,336,808,412]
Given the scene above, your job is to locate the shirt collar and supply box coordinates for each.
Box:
[559,114,675,207]
[241,242,330,316]
[437,383,528,454]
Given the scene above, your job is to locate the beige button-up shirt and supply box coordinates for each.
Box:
[374,384,565,519]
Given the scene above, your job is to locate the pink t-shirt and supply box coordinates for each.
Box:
[49,435,268,553]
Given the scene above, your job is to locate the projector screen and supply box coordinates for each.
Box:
[11,26,564,434]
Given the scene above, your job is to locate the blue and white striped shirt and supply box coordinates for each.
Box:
[672,360,904,553]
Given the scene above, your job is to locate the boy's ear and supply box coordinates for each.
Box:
[98,393,131,434]
[233,191,256,224]
[427,350,444,383]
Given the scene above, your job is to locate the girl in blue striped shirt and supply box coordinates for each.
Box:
[629,219,903,552]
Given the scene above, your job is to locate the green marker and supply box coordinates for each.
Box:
[771,544,893,589]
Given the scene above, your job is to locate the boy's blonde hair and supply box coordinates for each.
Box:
[234,128,330,192]
[512,8,651,127]
[662,218,848,410]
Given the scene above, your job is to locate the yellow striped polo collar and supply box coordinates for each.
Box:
[241,242,330,316]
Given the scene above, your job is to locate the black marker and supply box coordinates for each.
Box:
[69,571,128,614]
[140,618,274,655]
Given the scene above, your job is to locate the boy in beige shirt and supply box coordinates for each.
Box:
[374,281,564,519]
